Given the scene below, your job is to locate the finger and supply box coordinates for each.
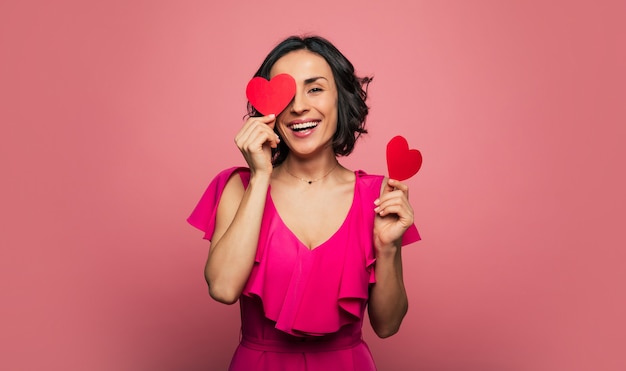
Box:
[239,124,278,153]
[375,201,414,223]
[381,177,407,194]
[386,178,410,196]
[387,179,408,192]
[236,118,279,150]
[247,113,276,127]
[375,192,413,215]
[236,114,276,143]
[375,204,412,223]
[260,114,277,130]
[376,188,409,207]
[246,121,279,149]
[374,197,403,215]
[380,177,395,195]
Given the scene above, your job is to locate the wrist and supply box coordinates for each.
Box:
[249,170,272,186]
[374,241,400,259]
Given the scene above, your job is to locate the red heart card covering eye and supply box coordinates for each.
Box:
[386,135,422,181]
[246,73,296,116]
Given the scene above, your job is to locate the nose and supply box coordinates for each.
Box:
[289,90,309,115]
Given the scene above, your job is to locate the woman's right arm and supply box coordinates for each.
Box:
[205,114,278,304]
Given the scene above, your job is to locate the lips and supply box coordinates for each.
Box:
[288,120,319,132]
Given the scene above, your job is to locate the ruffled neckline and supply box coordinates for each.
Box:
[266,173,358,251]
[242,170,376,337]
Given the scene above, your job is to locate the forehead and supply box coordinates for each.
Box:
[269,50,334,82]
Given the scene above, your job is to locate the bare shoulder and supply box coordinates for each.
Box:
[331,166,356,197]
[339,166,356,183]
[221,169,246,202]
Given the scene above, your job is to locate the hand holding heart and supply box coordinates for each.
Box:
[374,177,415,247]
[234,114,279,176]
[241,74,295,174]
[372,135,421,246]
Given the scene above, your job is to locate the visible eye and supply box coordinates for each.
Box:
[308,87,323,94]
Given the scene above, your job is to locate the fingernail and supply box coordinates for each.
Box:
[374,199,380,205]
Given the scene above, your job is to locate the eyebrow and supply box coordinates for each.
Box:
[303,76,328,84]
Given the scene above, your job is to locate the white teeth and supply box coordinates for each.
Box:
[290,121,318,130]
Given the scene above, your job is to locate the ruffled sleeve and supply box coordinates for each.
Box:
[356,171,421,247]
[355,172,421,287]
[402,223,421,245]
[187,167,249,241]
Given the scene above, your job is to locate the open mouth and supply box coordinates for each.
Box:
[289,121,319,132]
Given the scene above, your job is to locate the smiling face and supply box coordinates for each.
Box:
[269,49,338,159]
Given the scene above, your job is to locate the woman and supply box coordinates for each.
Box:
[188,35,420,370]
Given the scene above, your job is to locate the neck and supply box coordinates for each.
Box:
[281,156,339,185]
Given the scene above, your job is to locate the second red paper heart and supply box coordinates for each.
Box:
[246,74,296,116]
[386,135,422,181]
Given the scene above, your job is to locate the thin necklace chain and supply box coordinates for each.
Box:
[284,162,339,184]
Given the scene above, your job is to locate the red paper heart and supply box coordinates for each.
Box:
[246,74,296,116]
[386,135,422,181]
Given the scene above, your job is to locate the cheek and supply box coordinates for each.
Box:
[329,102,339,125]
[323,96,339,119]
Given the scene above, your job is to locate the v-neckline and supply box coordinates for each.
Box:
[268,172,358,251]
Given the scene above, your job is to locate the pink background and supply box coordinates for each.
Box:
[2,0,625,370]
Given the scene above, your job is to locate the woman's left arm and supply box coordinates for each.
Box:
[368,178,414,338]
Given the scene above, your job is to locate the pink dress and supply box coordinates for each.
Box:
[188,167,420,371]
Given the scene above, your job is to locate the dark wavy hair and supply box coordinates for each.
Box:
[247,35,372,166]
